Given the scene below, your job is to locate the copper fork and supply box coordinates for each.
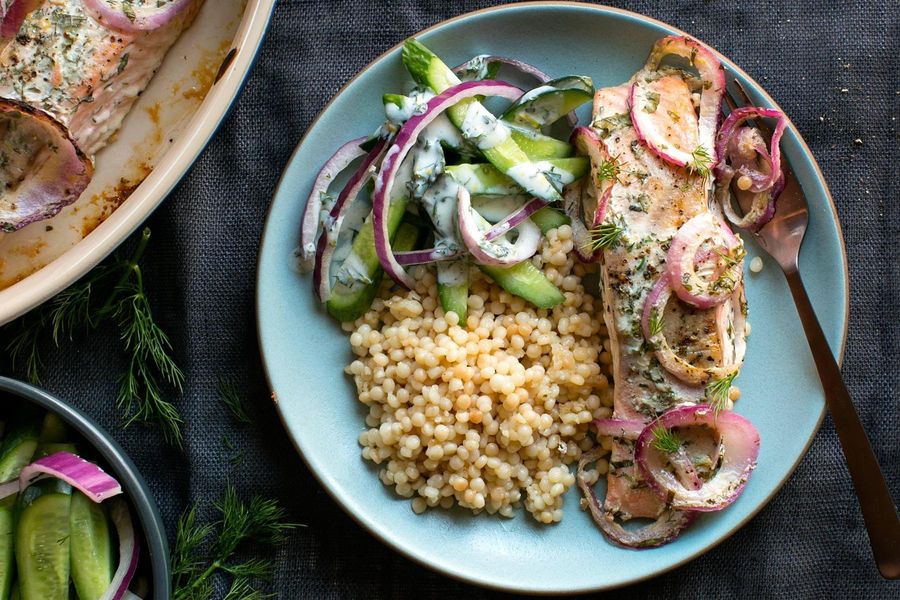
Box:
[723,80,899,579]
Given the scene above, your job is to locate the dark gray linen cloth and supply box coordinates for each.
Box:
[27,0,899,597]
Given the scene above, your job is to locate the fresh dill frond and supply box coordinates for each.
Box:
[172,486,300,600]
[648,307,664,338]
[112,264,185,444]
[1,227,185,444]
[596,156,621,182]
[5,316,46,384]
[688,145,713,178]
[651,424,681,454]
[584,217,626,251]
[706,371,738,413]
[218,378,252,424]
[714,245,747,268]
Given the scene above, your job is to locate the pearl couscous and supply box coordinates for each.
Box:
[342,225,614,523]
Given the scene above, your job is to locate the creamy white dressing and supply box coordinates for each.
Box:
[471,195,527,223]
[460,103,510,150]
[507,162,558,199]
[384,89,433,124]
[420,174,459,242]
[437,259,467,286]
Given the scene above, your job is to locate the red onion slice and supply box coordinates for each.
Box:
[0,100,93,232]
[19,451,122,503]
[630,75,701,168]
[0,0,39,39]
[641,36,725,165]
[577,447,697,548]
[483,197,545,241]
[667,213,744,309]
[100,499,140,600]
[372,80,524,287]
[715,106,787,193]
[634,405,761,511]
[457,186,541,266]
[83,0,196,33]
[395,247,462,266]
[298,137,368,272]
[313,139,387,302]
[641,276,741,385]
[593,418,644,440]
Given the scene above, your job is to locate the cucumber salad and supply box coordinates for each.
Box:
[298,39,597,322]
[0,407,140,600]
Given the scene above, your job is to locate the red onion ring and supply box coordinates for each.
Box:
[298,137,368,272]
[372,80,525,288]
[0,0,39,38]
[101,499,139,600]
[312,138,387,301]
[83,0,196,33]
[395,247,463,266]
[634,405,760,511]
[18,451,122,503]
[457,186,541,266]
[667,213,744,309]
[640,36,725,165]
[641,276,741,385]
[630,75,701,169]
[715,107,787,193]
[483,197,545,241]
[576,447,697,548]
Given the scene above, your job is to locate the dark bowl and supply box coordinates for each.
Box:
[0,376,170,598]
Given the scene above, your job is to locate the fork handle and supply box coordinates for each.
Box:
[784,268,900,579]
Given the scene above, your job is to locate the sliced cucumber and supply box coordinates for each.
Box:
[326,211,420,322]
[326,198,409,322]
[32,443,77,461]
[15,480,71,600]
[437,258,469,322]
[0,411,41,482]
[0,496,15,600]
[7,582,16,600]
[508,126,573,160]
[70,491,113,600]
[37,414,68,444]
[401,39,562,203]
[530,207,571,234]
[500,76,594,129]
[478,261,565,309]
[445,157,587,196]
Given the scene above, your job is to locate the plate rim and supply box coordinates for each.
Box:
[256,2,850,593]
[0,0,278,326]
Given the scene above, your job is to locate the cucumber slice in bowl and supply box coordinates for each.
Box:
[15,480,72,600]
[500,75,594,129]
[0,411,41,483]
[70,491,114,600]
[0,496,14,600]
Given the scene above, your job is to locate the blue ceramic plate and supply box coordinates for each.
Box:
[257,3,848,593]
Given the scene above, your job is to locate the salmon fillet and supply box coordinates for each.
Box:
[592,81,742,519]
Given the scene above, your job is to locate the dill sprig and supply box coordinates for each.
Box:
[584,217,626,251]
[218,378,252,424]
[596,156,621,183]
[651,424,681,454]
[172,486,300,600]
[1,227,184,443]
[706,371,738,413]
[648,307,664,338]
[688,145,713,178]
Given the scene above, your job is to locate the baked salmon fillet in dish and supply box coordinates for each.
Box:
[571,36,787,548]
[0,0,203,232]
